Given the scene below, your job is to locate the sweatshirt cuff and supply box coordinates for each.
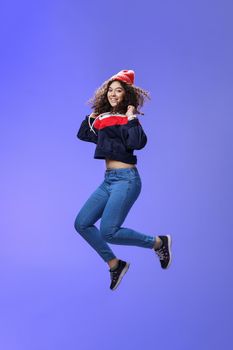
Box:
[126,118,139,128]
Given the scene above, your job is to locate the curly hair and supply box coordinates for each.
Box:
[87,79,151,116]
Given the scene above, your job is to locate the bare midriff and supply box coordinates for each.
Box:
[105,158,136,169]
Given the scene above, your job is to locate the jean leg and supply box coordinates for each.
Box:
[74,181,117,262]
[100,176,155,248]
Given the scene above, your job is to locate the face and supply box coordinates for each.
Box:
[107,81,125,108]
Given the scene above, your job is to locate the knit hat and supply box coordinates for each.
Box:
[109,69,135,85]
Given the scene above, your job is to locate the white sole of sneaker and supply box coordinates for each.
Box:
[166,234,172,268]
[112,262,130,291]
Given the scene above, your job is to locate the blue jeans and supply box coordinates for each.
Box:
[74,167,155,262]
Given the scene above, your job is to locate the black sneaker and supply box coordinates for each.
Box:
[154,235,172,269]
[109,260,130,290]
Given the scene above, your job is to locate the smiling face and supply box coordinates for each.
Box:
[107,81,125,109]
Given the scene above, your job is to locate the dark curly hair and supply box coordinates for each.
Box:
[87,79,150,116]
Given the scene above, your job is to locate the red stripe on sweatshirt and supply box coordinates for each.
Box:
[94,115,129,130]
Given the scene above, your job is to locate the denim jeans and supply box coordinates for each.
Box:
[74,166,155,262]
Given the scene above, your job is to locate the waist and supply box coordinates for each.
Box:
[105,159,136,169]
[105,166,139,176]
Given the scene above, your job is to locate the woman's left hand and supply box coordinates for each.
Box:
[126,105,137,120]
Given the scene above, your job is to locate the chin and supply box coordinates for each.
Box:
[110,104,126,115]
[110,102,119,107]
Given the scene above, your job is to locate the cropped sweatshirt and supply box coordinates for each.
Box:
[76,112,147,164]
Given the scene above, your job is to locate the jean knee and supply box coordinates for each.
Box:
[100,224,117,242]
[74,213,85,234]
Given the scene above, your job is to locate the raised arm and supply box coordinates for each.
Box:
[122,118,147,150]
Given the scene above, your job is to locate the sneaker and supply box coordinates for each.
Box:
[154,235,172,269]
[109,260,130,290]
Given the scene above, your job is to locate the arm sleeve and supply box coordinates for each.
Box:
[122,118,147,150]
[76,115,98,144]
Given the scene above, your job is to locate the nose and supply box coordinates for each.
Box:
[110,89,116,95]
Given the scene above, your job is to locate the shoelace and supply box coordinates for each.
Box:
[110,270,119,282]
[155,246,167,261]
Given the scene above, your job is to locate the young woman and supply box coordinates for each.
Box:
[74,70,172,291]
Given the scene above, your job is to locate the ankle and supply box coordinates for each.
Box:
[108,258,119,270]
[153,237,162,250]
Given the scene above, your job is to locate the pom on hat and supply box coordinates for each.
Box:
[109,70,135,85]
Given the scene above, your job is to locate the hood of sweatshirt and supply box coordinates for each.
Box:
[88,112,138,135]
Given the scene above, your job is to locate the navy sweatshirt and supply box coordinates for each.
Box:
[76,112,147,164]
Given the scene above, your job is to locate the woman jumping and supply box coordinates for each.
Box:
[74,69,172,291]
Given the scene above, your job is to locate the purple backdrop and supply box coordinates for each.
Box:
[1,0,233,349]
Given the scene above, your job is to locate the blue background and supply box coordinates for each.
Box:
[1,0,233,349]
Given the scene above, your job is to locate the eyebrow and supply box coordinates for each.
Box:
[108,87,123,90]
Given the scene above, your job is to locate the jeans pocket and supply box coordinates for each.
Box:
[135,177,142,190]
[129,175,142,190]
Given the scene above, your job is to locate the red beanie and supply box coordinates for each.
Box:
[109,69,135,85]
